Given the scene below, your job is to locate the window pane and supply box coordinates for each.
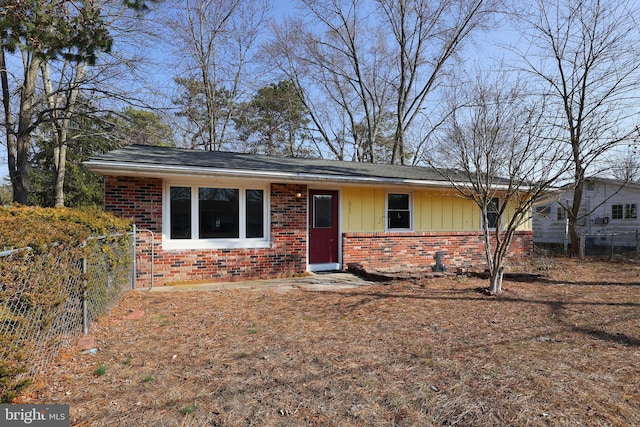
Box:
[536,205,550,215]
[246,189,264,238]
[199,188,239,238]
[170,187,191,239]
[557,207,566,221]
[314,195,333,228]
[388,193,410,229]
[389,210,411,229]
[388,194,409,210]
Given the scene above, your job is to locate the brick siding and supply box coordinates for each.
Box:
[105,177,308,287]
[342,231,533,272]
[105,176,163,233]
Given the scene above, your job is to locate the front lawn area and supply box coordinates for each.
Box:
[20,258,640,426]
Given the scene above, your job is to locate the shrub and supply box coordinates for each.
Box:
[0,206,132,402]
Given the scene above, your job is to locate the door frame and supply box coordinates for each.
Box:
[308,188,341,272]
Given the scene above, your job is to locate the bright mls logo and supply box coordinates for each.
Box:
[1,405,69,426]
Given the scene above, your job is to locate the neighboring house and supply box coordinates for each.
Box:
[85,145,532,287]
[533,177,640,247]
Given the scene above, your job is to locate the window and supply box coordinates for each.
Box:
[199,188,239,238]
[536,205,551,216]
[486,198,499,229]
[387,193,411,230]
[170,187,191,239]
[246,189,265,238]
[613,203,637,220]
[557,206,567,221]
[612,204,623,220]
[625,204,637,219]
[313,195,333,228]
[166,184,268,248]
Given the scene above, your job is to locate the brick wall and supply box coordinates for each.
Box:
[105,177,308,287]
[342,231,533,272]
[104,176,163,233]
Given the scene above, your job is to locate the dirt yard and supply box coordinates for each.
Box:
[20,258,640,426]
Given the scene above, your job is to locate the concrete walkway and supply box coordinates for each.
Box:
[147,271,375,292]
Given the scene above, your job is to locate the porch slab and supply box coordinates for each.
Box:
[147,272,374,292]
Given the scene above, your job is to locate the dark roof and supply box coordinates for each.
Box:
[85,144,461,185]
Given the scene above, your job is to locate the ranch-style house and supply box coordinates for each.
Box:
[85,144,533,287]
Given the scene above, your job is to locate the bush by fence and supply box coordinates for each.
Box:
[0,207,132,402]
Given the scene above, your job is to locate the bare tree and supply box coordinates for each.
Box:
[378,0,498,164]
[168,0,271,151]
[425,77,569,294]
[268,0,496,164]
[511,0,640,255]
[268,0,395,162]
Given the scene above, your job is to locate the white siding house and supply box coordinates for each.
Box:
[533,178,640,248]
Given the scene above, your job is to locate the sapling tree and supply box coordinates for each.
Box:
[425,77,569,294]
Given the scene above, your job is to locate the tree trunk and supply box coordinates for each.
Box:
[568,174,585,256]
[42,61,86,208]
[12,54,42,205]
[1,44,18,204]
[53,142,67,207]
[488,265,504,295]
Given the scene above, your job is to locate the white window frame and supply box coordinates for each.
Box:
[624,203,637,219]
[385,191,413,231]
[163,180,270,250]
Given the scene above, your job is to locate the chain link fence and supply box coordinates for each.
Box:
[0,233,133,401]
[580,231,640,259]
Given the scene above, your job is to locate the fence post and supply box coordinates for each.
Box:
[610,234,615,261]
[636,230,639,258]
[132,223,137,290]
[579,233,585,258]
[150,230,155,289]
[82,254,89,335]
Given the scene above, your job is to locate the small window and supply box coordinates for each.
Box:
[536,205,550,215]
[557,206,567,221]
[387,193,411,230]
[625,204,637,219]
[612,204,623,220]
[313,194,333,228]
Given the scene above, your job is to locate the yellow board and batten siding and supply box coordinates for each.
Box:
[341,187,531,232]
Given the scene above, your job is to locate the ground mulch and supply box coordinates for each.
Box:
[19,258,640,426]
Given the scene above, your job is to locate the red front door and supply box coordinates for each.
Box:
[309,190,339,264]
